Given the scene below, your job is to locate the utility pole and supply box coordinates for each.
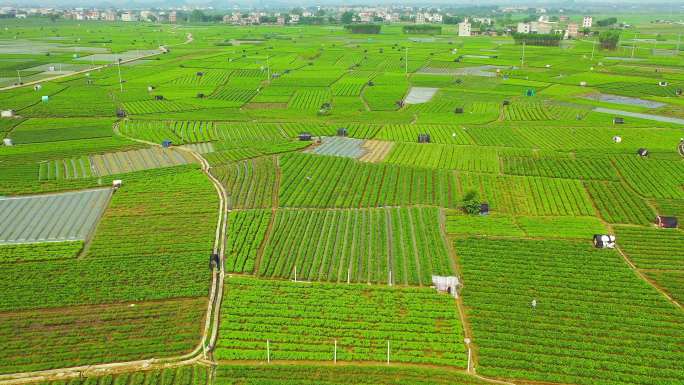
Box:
[266,55,271,84]
[116,55,123,92]
[591,39,596,61]
[631,32,638,58]
[521,41,526,67]
[266,340,270,363]
[334,340,337,363]
[386,340,390,364]
[16,70,21,84]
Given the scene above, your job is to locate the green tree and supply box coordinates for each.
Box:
[599,30,621,50]
[341,11,354,24]
[596,17,617,27]
[189,10,206,23]
[462,191,482,215]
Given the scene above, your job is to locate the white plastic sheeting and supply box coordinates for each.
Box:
[432,275,461,298]
[404,87,439,104]
[0,188,113,244]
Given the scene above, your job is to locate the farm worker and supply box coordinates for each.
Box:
[531,299,537,309]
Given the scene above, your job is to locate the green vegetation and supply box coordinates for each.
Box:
[345,24,382,34]
[258,207,451,285]
[403,25,442,34]
[1,15,683,385]
[216,277,466,366]
[0,298,205,374]
[215,365,487,385]
[457,237,684,385]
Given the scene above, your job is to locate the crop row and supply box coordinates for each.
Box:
[121,120,287,144]
[503,103,554,121]
[288,88,331,110]
[614,226,683,271]
[374,124,474,145]
[279,153,595,216]
[212,157,276,209]
[33,365,208,385]
[0,298,205,374]
[386,144,499,173]
[39,156,94,180]
[258,207,452,285]
[611,156,684,199]
[225,209,271,273]
[210,87,258,103]
[171,71,231,86]
[456,237,684,385]
[502,156,619,181]
[0,241,83,264]
[123,100,200,115]
[331,81,366,96]
[585,181,656,225]
[216,277,466,366]
[0,166,217,311]
[215,365,486,385]
[446,213,606,240]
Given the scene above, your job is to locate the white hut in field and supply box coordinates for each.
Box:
[1,110,15,118]
[432,276,461,298]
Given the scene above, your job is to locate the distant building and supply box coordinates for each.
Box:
[583,16,593,28]
[473,17,492,25]
[538,15,549,23]
[517,22,530,34]
[140,11,156,21]
[276,15,285,25]
[537,21,553,34]
[169,11,177,23]
[358,12,372,23]
[121,11,137,22]
[104,10,116,21]
[559,15,569,22]
[458,19,471,37]
[415,12,425,24]
[566,23,579,38]
[289,14,300,24]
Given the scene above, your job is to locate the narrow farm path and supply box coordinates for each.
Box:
[0,121,229,385]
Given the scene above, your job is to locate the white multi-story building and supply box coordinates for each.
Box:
[517,22,531,34]
[289,14,299,23]
[415,12,425,24]
[169,11,177,23]
[583,16,593,28]
[140,11,156,21]
[121,11,137,22]
[358,12,372,22]
[458,19,471,36]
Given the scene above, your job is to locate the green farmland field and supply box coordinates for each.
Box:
[0,14,682,385]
